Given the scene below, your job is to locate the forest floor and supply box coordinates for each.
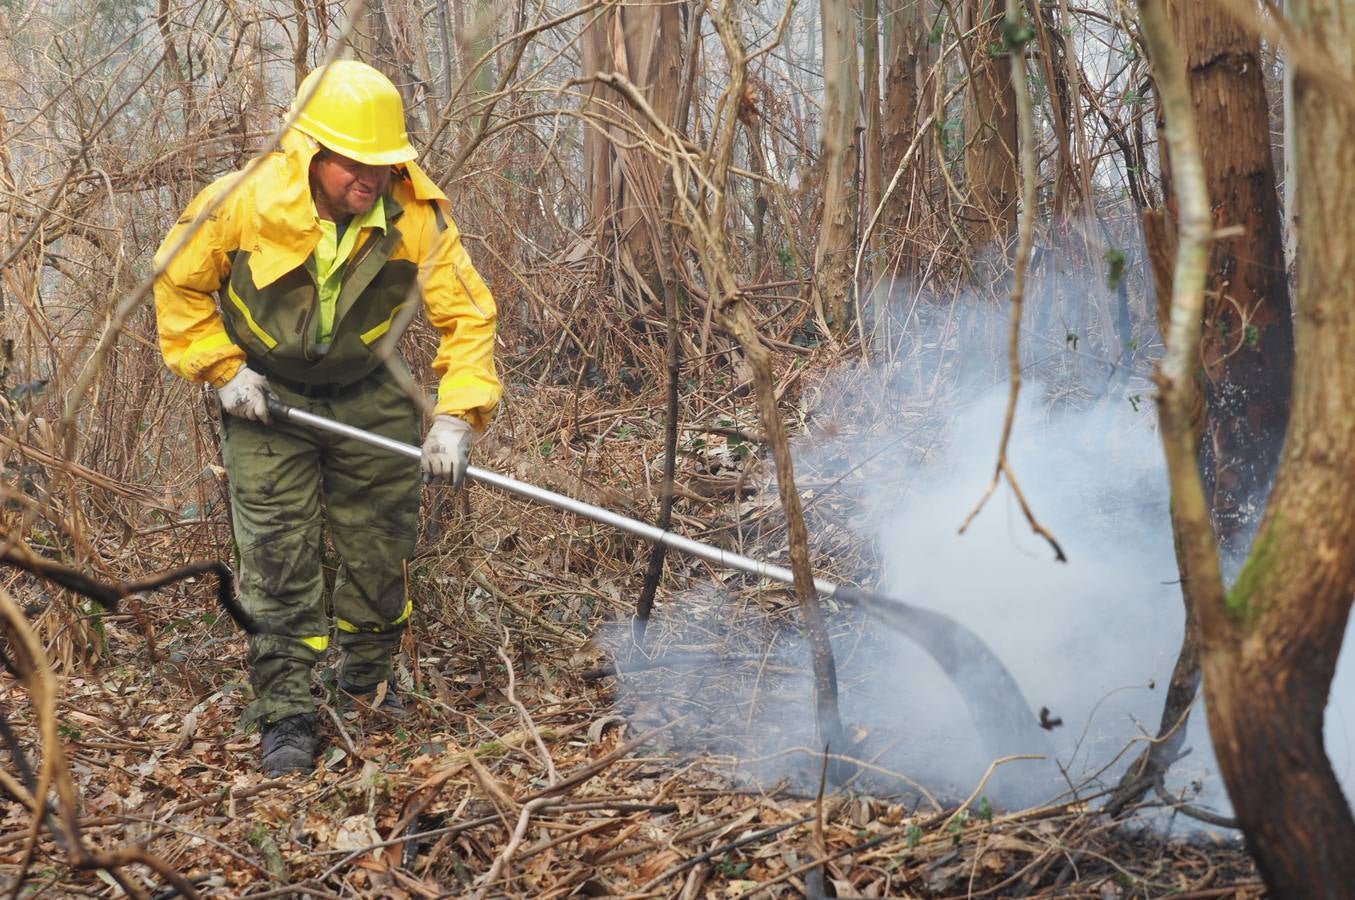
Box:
[0,354,1264,898]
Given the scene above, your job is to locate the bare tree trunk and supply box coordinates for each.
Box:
[461,0,499,99]
[862,0,882,298]
[291,0,311,86]
[1145,0,1355,891]
[811,0,860,336]
[1206,3,1355,878]
[880,0,931,296]
[384,0,439,141]
[1031,3,1078,220]
[721,302,844,753]
[1282,0,1297,276]
[680,4,845,753]
[1112,0,1296,817]
[1107,209,1209,816]
[1157,0,1294,558]
[344,0,376,58]
[634,4,701,645]
[581,0,684,300]
[961,0,1017,243]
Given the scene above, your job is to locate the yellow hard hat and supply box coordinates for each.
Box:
[289,60,417,166]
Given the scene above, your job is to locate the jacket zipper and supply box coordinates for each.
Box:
[300,262,320,360]
[343,230,381,292]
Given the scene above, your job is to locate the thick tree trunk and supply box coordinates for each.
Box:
[581,0,684,300]
[1117,0,1296,818]
[1202,14,1355,879]
[1204,644,1355,895]
[1158,0,1294,556]
[1147,0,1355,891]
[811,0,859,335]
[881,0,929,283]
[961,0,1017,243]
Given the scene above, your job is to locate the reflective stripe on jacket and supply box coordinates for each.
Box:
[153,130,501,430]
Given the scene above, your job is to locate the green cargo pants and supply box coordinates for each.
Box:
[221,366,421,727]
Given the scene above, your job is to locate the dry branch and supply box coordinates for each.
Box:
[0,537,253,636]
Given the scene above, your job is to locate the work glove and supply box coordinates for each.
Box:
[217,365,272,424]
[421,415,473,488]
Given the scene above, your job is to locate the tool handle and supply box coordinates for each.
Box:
[262,400,1044,753]
[270,397,423,460]
[264,393,291,424]
[265,399,825,586]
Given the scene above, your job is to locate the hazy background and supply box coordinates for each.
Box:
[604,262,1355,832]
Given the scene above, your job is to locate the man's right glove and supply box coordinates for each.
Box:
[217,365,272,423]
[421,415,473,488]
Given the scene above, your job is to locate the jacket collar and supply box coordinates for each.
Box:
[245,129,448,289]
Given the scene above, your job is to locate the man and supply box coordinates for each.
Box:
[153,60,501,775]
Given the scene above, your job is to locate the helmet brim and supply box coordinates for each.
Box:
[336,145,419,167]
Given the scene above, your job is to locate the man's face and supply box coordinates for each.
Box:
[309,150,391,221]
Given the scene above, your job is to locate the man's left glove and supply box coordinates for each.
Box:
[421,415,473,488]
[218,365,272,423]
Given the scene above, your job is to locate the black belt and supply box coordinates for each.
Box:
[261,368,380,400]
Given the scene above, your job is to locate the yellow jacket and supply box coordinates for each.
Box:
[153,130,501,430]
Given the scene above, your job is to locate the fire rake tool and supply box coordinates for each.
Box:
[268,400,1047,758]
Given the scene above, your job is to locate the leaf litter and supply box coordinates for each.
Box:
[0,369,1261,898]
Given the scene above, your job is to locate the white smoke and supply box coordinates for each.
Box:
[604,275,1355,830]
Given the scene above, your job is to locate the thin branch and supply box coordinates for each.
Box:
[1137,0,1229,633]
[497,630,559,785]
[957,5,1066,563]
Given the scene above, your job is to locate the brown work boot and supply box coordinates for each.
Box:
[261,713,318,776]
[337,680,408,721]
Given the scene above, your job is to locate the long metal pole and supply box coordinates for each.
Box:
[266,400,1046,757]
[271,402,841,598]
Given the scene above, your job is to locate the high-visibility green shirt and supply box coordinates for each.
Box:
[311,197,387,347]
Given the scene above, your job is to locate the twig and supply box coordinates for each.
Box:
[1152,779,1238,829]
[637,817,813,893]
[806,749,832,898]
[498,629,559,785]
[0,587,201,900]
[582,651,766,682]
[727,744,944,814]
[0,538,256,634]
[319,703,359,760]
[226,881,345,900]
[957,0,1066,564]
[523,718,685,802]
[469,570,582,645]
[746,831,894,899]
[941,754,1047,832]
[472,795,553,899]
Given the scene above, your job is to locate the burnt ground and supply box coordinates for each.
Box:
[0,368,1265,898]
[0,609,1263,898]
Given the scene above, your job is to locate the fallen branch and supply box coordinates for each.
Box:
[0,536,257,635]
[498,629,558,785]
[0,585,201,899]
[638,816,813,893]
